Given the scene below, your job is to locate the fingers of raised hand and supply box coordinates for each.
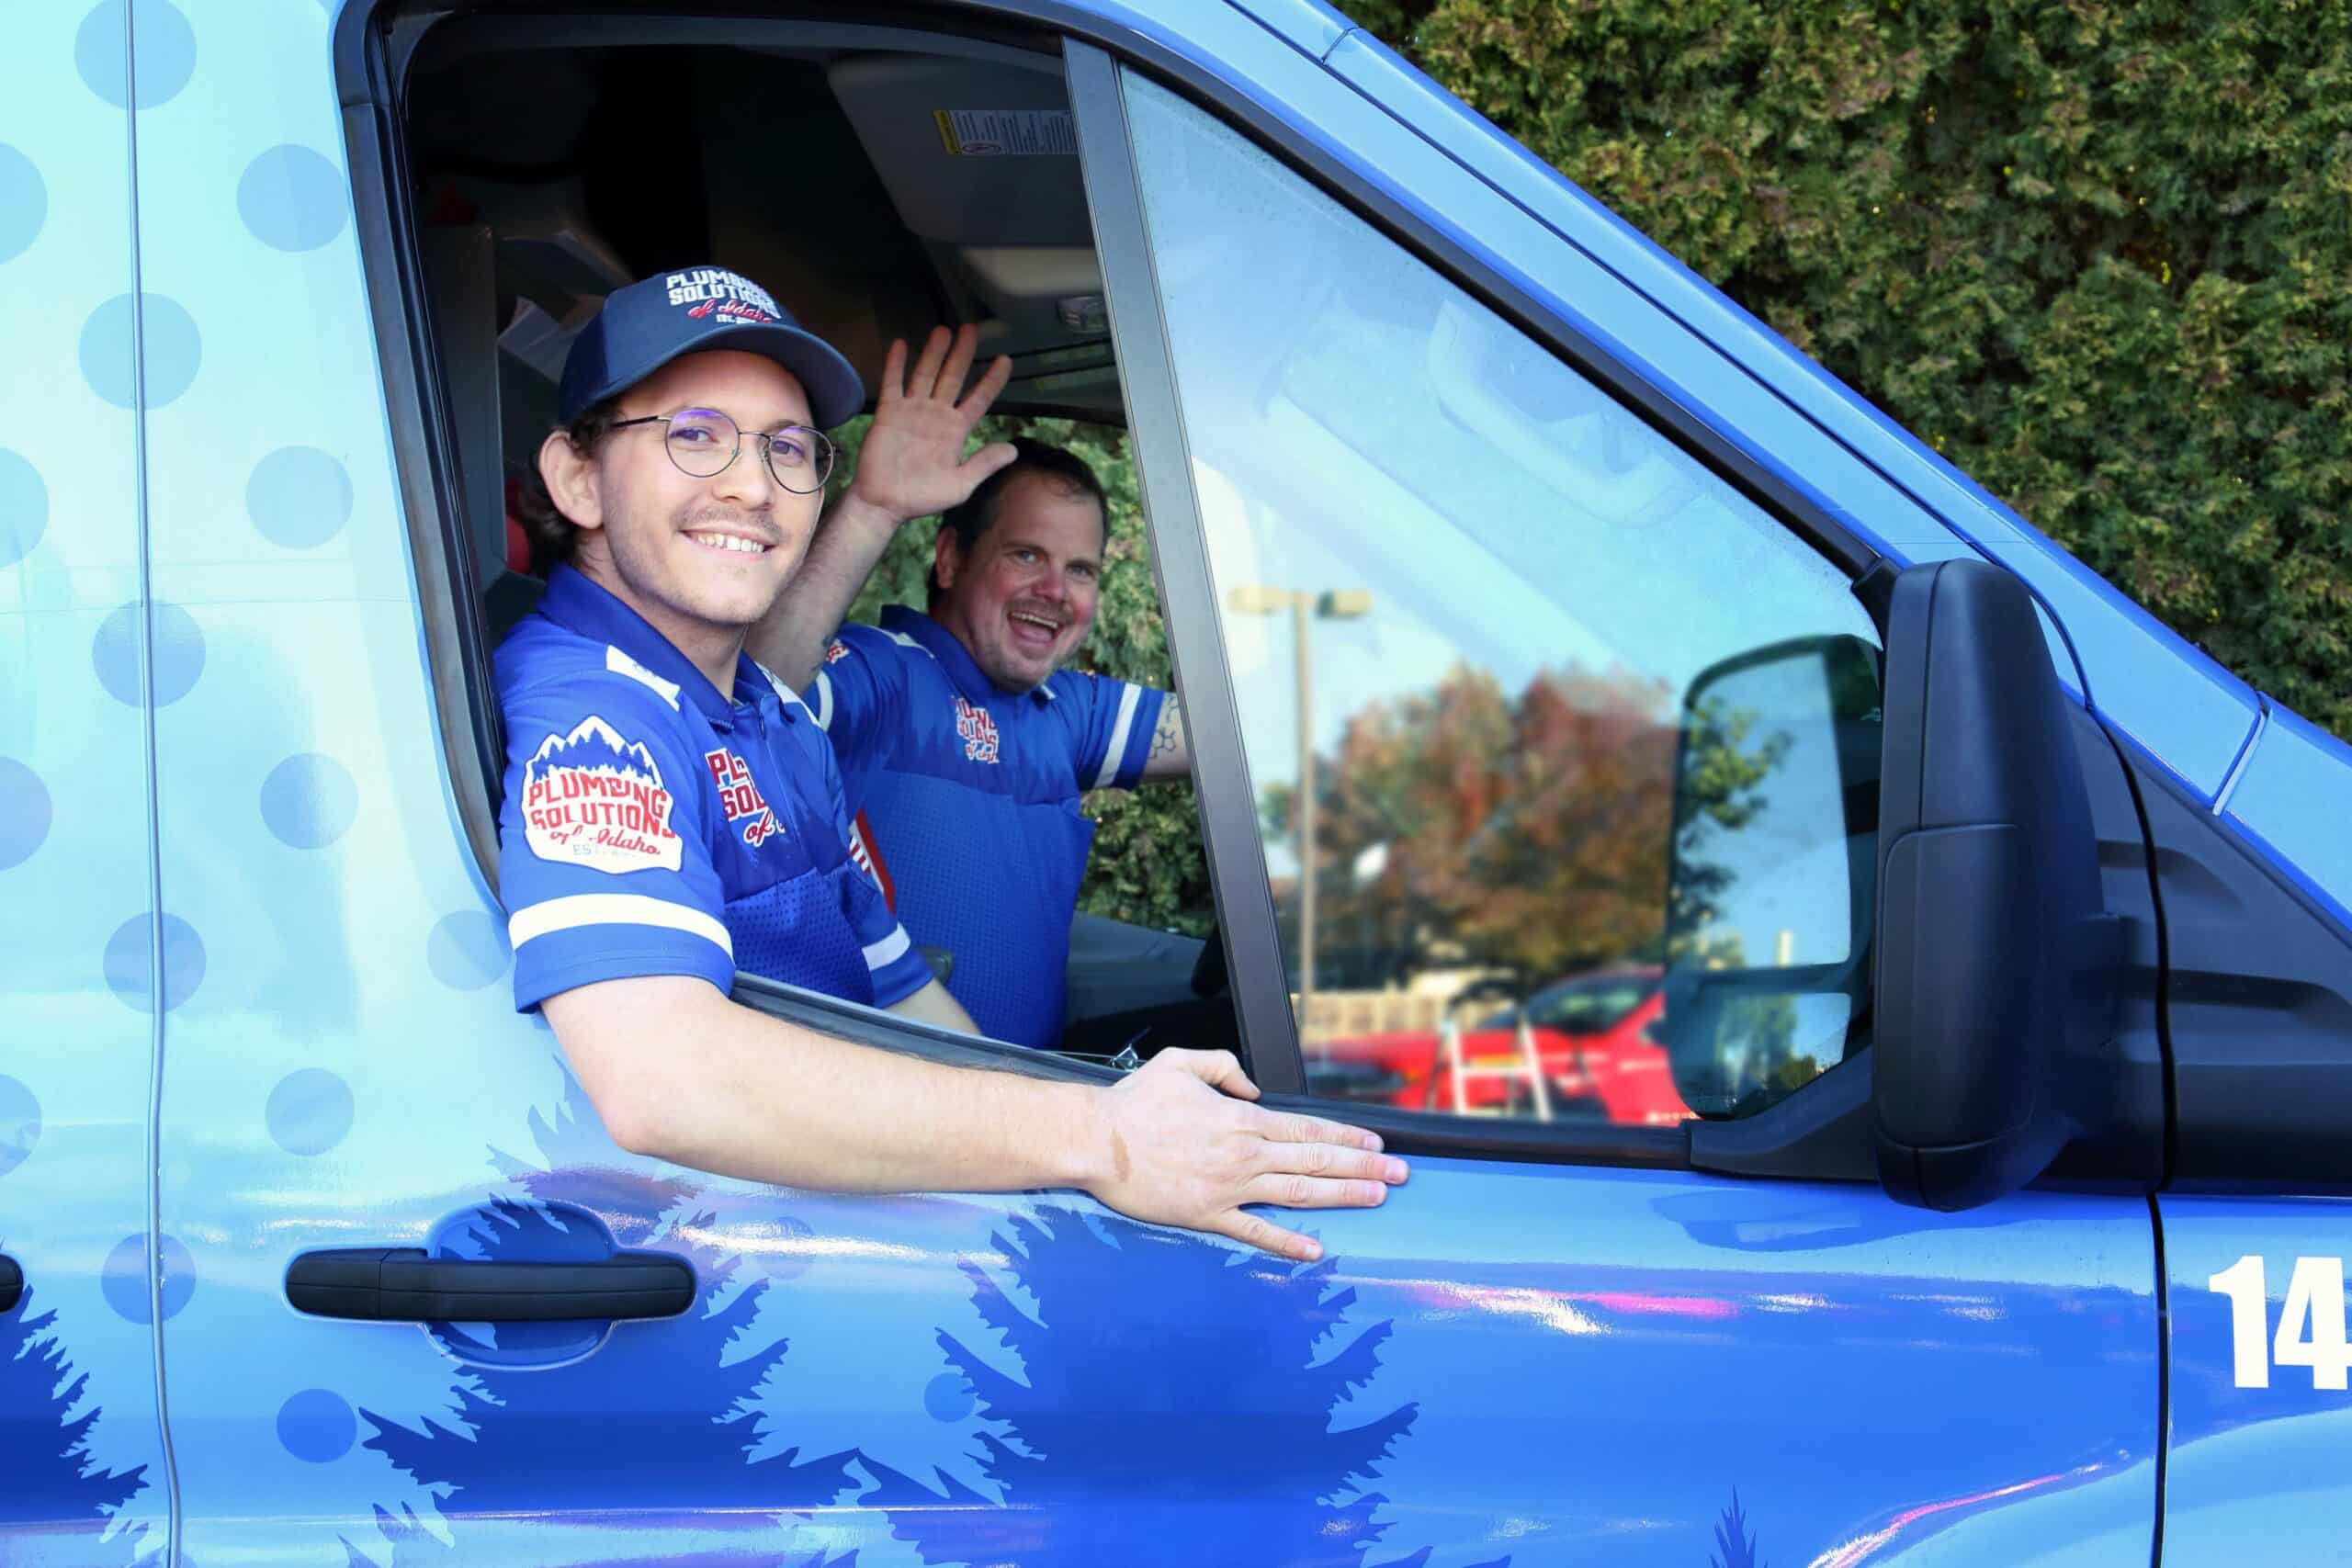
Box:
[956,353,1013,419]
[908,325,953,398]
[1212,1209,1322,1262]
[934,322,981,396]
[876,338,910,406]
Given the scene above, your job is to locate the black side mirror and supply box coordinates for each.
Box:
[1871,559,2120,1209]
[1666,560,2120,1211]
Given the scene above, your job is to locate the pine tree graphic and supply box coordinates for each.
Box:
[0,1278,148,1555]
[359,1073,855,1553]
[860,1207,1505,1568]
[1710,1489,1766,1568]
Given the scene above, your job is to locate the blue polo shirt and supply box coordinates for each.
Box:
[808,605,1165,1048]
[494,565,933,1014]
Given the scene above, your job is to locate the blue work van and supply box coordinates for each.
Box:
[5,0,2350,1562]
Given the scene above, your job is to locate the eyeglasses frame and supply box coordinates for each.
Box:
[607,409,837,495]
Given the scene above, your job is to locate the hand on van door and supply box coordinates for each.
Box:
[1092,1048,1408,1261]
[752,324,1013,687]
[544,977,1405,1261]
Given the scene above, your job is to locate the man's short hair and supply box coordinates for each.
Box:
[928,438,1108,608]
[514,395,624,575]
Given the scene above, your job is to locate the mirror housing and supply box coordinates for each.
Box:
[1871,558,2120,1210]
[1668,560,2122,1210]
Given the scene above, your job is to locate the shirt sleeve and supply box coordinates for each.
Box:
[802,627,899,774]
[808,713,932,1008]
[497,677,734,1011]
[1051,671,1169,793]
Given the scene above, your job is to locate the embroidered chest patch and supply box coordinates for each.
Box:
[520,716,683,872]
[954,695,1001,764]
[703,747,781,848]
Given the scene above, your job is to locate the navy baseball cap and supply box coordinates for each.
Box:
[557,265,865,428]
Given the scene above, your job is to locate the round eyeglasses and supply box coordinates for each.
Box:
[608,408,836,494]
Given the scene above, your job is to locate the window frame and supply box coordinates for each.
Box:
[333,0,1891,1171]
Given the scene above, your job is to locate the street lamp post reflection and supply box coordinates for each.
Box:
[1227,584,1373,1031]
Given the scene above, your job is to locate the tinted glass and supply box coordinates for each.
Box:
[1124,75,1880,1126]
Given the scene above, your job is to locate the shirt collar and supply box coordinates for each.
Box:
[538,563,774,728]
[878,604,1056,706]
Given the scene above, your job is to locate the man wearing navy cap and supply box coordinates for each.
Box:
[496,266,1404,1261]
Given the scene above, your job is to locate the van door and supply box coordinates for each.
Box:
[0,5,178,1562]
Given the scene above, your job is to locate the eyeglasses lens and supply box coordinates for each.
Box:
[663,411,739,478]
[763,426,834,493]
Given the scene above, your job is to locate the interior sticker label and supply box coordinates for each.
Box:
[521,716,684,873]
[933,108,1077,156]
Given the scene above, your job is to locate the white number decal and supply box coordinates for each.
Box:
[2209,1254,2269,1389]
[2208,1255,2352,1390]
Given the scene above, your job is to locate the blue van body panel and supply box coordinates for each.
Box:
[0,4,175,1561]
[0,0,2344,1561]
[2224,704,2352,933]
[2157,1199,2352,1565]
[1305,20,2266,801]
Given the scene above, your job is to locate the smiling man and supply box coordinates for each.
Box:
[751,336,1190,1048]
[493,268,1398,1263]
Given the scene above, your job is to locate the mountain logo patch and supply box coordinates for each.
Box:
[520,716,683,873]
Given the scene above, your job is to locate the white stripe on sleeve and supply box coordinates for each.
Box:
[812,671,835,730]
[862,925,912,972]
[1091,682,1144,790]
[508,894,734,959]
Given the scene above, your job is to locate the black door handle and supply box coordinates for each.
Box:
[0,1254,20,1314]
[285,1247,694,1323]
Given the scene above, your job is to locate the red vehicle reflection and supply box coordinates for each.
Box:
[1305,967,1692,1126]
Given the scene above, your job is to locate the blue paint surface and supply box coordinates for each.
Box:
[0,1076,40,1179]
[92,599,206,708]
[425,908,510,990]
[0,447,47,569]
[102,911,205,1013]
[236,144,347,252]
[0,757,51,871]
[99,1233,195,1325]
[277,1389,358,1463]
[266,1068,354,1156]
[0,1286,149,1545]
[74,0,197,109]
[246,446,355,549]
[79,292,200,409]
[260,753,357,850]
[0,144,42,265]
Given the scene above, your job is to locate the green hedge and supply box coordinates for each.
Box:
[1356,0,2351,739]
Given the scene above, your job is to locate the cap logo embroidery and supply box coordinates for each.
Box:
[955,695,1001,765]
[664,267,782,324]
[521,716,683,872]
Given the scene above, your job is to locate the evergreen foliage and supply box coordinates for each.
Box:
[1354,0,2352,739]
[0,1281,147,1548]
[859,1207,1503,1568]
[1710,1488,1767,1568]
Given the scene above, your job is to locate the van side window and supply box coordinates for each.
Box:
[1122,73,1882,1125]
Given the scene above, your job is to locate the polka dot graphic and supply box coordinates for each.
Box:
[427,909,509,990]
[80,292,200,409]
[0,758,51,871]
[75,0,197,110]
[101,1232,195,1324]
[104,912,205,1013]
[276,1389,356,1462]
[266,1068,354,1156]
[246,446,353,549]
[238,145,346,253]
[260,753,356,849]
[760,1214,815,1281]
[0,144,44,265]
[0,1076,40,1179]
[924,1372,976,1423]
[0,448,48,569]
[93,600,205,708]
